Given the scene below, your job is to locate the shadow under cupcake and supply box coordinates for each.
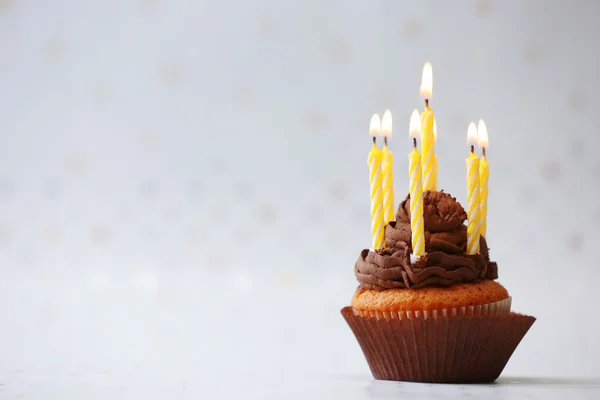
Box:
[341,191,535,384]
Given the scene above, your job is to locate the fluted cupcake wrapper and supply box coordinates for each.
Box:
[341,306,535,383]
[352,297,512,320]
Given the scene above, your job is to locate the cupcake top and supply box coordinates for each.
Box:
[355,191,498,290]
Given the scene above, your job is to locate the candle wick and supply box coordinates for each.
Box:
[372,136,377,145]
[470,145,474,153]
[384,137,388,147]
[413,137,417,148]
[425,99,429,108]
[482,147,486,157]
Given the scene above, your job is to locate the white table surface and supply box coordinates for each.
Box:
[1,270,599,400]
[2,373,599,399]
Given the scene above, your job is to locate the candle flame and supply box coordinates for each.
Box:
[433,118,438,142]
[409,109,421,138]
[467,122,478,147]
[420,62,433,98]
[477,119,489,149]
[381,109,392,137]
[369,114,381,136]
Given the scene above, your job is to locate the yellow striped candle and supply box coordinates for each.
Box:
[477,119,489,239]
[419,62,436,192]
[381,110,395,224]
[409,110,425,256]
[432,118,438,190]
[368,114,385,250]
[466,122,481,255]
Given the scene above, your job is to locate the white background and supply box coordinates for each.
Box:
[0,0,599,398]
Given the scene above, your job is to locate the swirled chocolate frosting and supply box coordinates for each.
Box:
[355,191,498,290]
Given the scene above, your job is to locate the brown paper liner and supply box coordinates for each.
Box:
[353,297,512,320]
[341,306,535,383]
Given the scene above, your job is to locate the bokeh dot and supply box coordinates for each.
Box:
[302,110,327,131]
[39,303,55,323]
[90,225,111,247]
[448,110,469,137]
[523,42,540,64]
[327,41,351,64]
[594,164,600,183]
[277,269,300,292]
[44,226,61,245]
[375,88,397,109]
[158,286,179,308]
[594,209,600,225]
[67,154,87,175]
[402,20,423,40]
[188,226,203,246]
[210,156,229,175]
[234,228,253,245]
[140,0,156,12]
[160,62,185,86]
[475,0,494,16]
[139,133,160,154]
[208,252,228,268]
[44,37,64,60]
[92,85,112,106]
[258,18,278,39]
[541,160,560,182]
[327,182,349,204]
[567,91,586,112]
[0,224,14,247]
[566,232,584,253]
[257,204,277,225]
[232,87,255,108]
[0,179,15,201]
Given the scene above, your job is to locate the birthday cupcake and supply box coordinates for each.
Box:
[341,69,535,383]
[342,191,535,383]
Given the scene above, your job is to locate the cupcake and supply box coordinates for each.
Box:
[341,191,535,383]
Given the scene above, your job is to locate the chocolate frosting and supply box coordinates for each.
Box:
[355,191,498,290]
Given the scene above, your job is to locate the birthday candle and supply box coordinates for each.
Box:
[477,119,489,239]
[409,110,425,256]
[368,114,385,250]
[420,62,437,192]
[466,122,481,255]
[381,110,395,224]
[432,118,438,190]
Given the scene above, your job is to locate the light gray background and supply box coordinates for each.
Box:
[0,0,599,398]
